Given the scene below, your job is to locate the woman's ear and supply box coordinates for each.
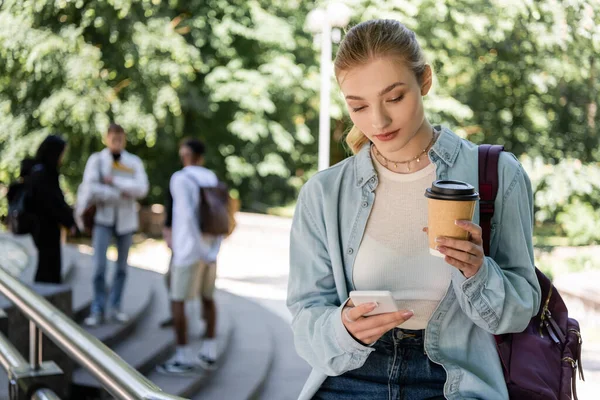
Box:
[421,65,433,96]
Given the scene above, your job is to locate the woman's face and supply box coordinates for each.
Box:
[338,57,431,154]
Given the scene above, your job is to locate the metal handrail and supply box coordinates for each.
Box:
[0,266,186,400]
[0,330,27,372]
[31,389,62,400]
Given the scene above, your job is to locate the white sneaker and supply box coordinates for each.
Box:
[84,313,103,327]
[107,309,130,324]
[156,359,202,376]
[197,354,217,371]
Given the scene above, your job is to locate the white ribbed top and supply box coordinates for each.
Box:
[352,152,452,330]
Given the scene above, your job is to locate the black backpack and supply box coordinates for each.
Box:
[6,178,35,235]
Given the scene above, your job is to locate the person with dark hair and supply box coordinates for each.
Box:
[28,135,76,284]
[160,139,209,329]
[157,138,223,375]
[77,123,149,327]
[19,158,35,179]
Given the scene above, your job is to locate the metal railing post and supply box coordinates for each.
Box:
[0,308,7,336]
[0,331,63,400]
[29,321,42,370]
[31,388,62,400]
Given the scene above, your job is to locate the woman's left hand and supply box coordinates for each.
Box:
[433,220,485,278]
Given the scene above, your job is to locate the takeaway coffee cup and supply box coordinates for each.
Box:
[425,180,479,258]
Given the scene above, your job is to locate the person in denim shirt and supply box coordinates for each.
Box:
[287,19,541,400]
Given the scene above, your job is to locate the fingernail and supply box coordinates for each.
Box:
[369,302,378,309]
[402,311,414,318]
[455,220,463,225]
[435,237,444,243]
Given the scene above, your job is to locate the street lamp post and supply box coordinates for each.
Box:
[306,3,351,171]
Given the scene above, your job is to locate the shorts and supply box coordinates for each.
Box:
[170,260,217,301]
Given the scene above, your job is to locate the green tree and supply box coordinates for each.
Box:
[343,0,599,161]
[0,0,321,212]
[1,0,599,220]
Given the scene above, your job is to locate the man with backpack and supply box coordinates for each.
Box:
[157,138,225,375]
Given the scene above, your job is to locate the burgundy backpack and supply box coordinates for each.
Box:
[479,145,585,400]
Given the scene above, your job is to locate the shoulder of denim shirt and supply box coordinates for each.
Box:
[439,126,527,188]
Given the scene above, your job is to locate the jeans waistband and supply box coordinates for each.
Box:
[379,328,425,347]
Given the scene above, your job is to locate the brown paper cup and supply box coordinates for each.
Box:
[427,198,476,257]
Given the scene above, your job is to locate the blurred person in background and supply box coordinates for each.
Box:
[79,123,149,327]
[28,135,76,284]
[157,138,223,375]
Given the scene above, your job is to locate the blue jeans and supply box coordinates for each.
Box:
[91,225,133,315]
[314,328,446,400]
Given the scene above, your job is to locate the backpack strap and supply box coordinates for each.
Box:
[183,169,202,188]
[478,144,504,256]
[182,170,205,206]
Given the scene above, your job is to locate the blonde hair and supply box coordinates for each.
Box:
[334,20,427,154]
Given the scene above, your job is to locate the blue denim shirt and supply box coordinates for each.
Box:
[287,127,542,400]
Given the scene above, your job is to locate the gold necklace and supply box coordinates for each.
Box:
[372,133,437,172]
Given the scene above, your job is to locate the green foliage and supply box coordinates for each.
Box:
[0,0,320,210]
[351,0,600,160]
[557,201,600,245]
[522,156,600,244]
[1,0,599,214]
[536,251,599,281]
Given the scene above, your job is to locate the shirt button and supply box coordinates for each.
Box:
[358,178,363,184]
[370,177,375,183]
[347,248,354,255]
[362,202,368,208]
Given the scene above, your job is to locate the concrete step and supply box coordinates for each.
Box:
[73,273,234,399]
[0,233,35,278]
[79,266,154,348]
[190,292,275,400]
[67,250,94,322]
[72,269,169,387]
[61,245,79,283]
[253,304,310,400]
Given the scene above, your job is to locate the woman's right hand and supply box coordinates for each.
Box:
[342,299,414,345]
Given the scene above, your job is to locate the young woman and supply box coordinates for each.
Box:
[287,19,541,400]
[29,135,75,284]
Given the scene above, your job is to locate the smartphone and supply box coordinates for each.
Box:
[349,290,399,317]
